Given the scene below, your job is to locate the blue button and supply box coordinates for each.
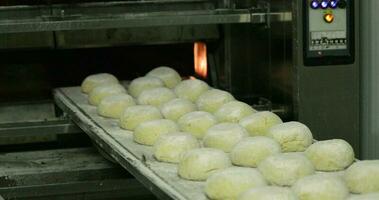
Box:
[310,0,319,9]
[321,0,329,9]
[330,0,338,8]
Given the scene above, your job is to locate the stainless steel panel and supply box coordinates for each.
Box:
[361,0,379,159]
[293,0,360,154]
[55,25,219,48]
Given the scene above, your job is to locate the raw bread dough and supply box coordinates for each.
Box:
[258,153,315,186]
[160,98,197,121]
[231,136,282,167]
[292,174,349,200]
[239,111,283,136]
[205,167,267,200]
[81,73,119,94]
[344,160,379,194]
[97,93,136,119]
[88,84,126,106]
[347,193,379,200]
[119,105,162,130]
[174,79,209,102]
[203,123,248,153]
[133,119,179,146]
[177,111,217,139]
[137,87,176,107]
[238,186,298,200]
[178,148,231,181]
[128,76,164,97]
[267,121,313,152]
[146,66,181,88]
[196,89,234,113]
[214,101,256,123]
[153,132,200,163]
[305,139,355,171]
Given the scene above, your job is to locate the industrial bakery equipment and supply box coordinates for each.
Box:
[0,0,359,199]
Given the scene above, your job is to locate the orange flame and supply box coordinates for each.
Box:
[194,42,208,79]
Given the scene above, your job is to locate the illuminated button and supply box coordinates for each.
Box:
[310,0,319,9]
[320,0,329,9]
[329,0,338,8]
[324,13,334,23]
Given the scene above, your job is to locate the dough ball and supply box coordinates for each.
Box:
[258,153,315,186]
[81,73,119,94]
[160,98,197,121]
[178,148,231,181]
[231,136,282,167]
[88,84,126,106]
[97,93,136,119]
[344,160,379,194]
[347,193,379,200]
[239,111,283,136]
[177,111,217,139]
[119,105,162,130]
[292,174,349,200]
[203,123,248,153]
[267,121,313,152]
[146,66,181,88]
[153,132,200,163]
[238,186,298,200]
[205,167,267,200]
[128,76,164,98]
[133,119,179,146]
[196,89,235,113]
[137,87,176,107]
[305,139,355,171]
[214,101,256,123]
[174,79,209,102]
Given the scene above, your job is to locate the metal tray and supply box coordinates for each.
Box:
[53,86,207,200]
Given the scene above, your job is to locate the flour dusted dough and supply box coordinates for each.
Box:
[146,66,181,88]
[214,101,256,123]
[231,136,281,167]
[174,79,209,102]
[239,111,283,136]
[160,98,197,121]
[238,186,298,200]
[203,123,248,153]
[128,76,164,97]
[268,121,313,152]
[81,73,119,94]
[137,87,176,107]
[305,139,355,171]
[196,89,234,113]
[133,119,179,146]
[292,174,349,200]
[178,148,231,181]
[97,93,135,118]
[347,193,379,200]
[177,111,217,139]
[344,160,379,194]
[153,132,200,163]
[88,84,126,106]
[205,167,267,200]
[119,105,162,130]
[258,153,315,186]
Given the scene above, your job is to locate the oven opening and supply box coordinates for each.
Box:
[193,41,208,80]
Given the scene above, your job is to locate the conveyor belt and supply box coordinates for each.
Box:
[53,87,207,200]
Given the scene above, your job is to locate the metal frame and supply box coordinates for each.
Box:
[0,1,291,33]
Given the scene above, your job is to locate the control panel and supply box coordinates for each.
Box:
[303,0,354,66]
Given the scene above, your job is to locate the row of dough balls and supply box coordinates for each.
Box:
[80,68,379,200]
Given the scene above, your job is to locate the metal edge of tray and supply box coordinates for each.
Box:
[53,88,185,200]
[0,9,291,34]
